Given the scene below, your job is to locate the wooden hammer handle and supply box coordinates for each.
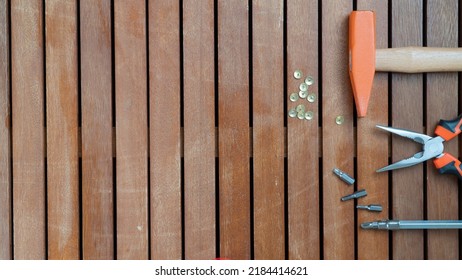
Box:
[376,47,462,73]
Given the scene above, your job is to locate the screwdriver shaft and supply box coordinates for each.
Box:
[361,220,462,230]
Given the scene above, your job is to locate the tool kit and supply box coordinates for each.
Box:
[348,10,462,231]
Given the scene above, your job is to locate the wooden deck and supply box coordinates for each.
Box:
[0,0,461,260]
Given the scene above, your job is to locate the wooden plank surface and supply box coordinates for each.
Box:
[425,0,459,260]
[6,0,462,261]
[217,0,250,260]
[0,0,11,260]
[114,0,148,260]
[183,0,216,260]
[252,0,284,260]
[321,0,354,260]
[391,0,424,260]
[356,0,389,260]
[286,0,319,260]
[45,0,79,259]
[149,0,182,260]
[11,0,46,259]
[81,0,114,260]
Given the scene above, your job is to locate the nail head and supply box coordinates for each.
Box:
[305,111,313,120]
[307,93,316,103]
[305,76,314,85]
[294,70,303,79]
[289,93,299,102]
[288,108,297,118]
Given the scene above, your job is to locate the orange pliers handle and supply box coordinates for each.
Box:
[433,114,462,179]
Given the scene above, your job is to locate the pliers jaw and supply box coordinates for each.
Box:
[375,125,444,172]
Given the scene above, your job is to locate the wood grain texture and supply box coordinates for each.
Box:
[81,0,114,260]
[0,0,11,260]
[149,0,182,260]
[45,0,79,259]
[356,0,389,260]
[252,0,284,260]
[321,0,354,260]
[425,0,459,260]
[391,0,424,260]
[114,0,148,260]
[183,0,216,260]
[375,47,462,73]
[217,0,250,260]
[11,0,46,259]
[286,0,319,260]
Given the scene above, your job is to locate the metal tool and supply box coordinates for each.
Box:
[349,11,462,117]
[294,70,303,79]
[356,204,382,212]
[305,111,313,120]
[376,114,462,179]
[361,220,462,230]
[333,168,355,185]
[341,189,367,201]
[289,93,298,102]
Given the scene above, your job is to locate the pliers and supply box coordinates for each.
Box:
[376,114,462,179]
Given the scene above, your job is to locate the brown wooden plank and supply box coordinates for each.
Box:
[217,0,250,260]
[114,0,148,259]
[425,0,459,260]
[252,0,284,260]
[286,0,319,260]
[321,0,354,260]
[45,0,79,259]
[356,0,389,260]
[183,0,216,260]
[149,0,182,260]
[391,0,424,260]
[11,0,46,259]
[0,0,11,260]
[81,0,114,260]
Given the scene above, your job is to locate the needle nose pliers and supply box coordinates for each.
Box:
[376,114,462,179]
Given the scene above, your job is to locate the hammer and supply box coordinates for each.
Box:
[349,11,462,117]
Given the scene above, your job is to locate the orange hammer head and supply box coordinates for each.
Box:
[349,11,376,117]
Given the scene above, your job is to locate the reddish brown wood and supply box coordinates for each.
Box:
[6,0,462,261]
[183,0,216,260]
[286,0,319,260]
[425,0,459,260]
[218,0,250,260]
[0,0,11,260]
[321,0,354,260]
[11,0,46,259]
[81,0,114,260]
[391,0,424,260]
[252,0,285,260]
[356,0,389,260]
[114,0,148,259]
[149,0,182,260]
[45,0,79,259]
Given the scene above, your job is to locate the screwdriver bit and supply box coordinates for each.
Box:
[333,168,355,185]
[341,189,367,201]
[356,204,382,212]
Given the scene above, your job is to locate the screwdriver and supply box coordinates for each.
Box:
[361,220,462,230]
